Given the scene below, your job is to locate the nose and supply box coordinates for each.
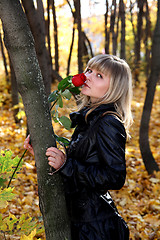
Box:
[84,72,89,77]
[85,72,93,81]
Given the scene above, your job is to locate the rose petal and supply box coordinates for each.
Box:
[72,73,86,87]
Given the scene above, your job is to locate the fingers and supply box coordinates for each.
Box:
[24,135,30,144]
[46,147,61,154]
[24,136,29,149]
[24,135,34,155]
[46,147,64,160]
[46,147,66,170]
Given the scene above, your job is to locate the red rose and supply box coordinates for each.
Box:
[72,73,86,87]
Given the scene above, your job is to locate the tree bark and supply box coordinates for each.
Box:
[134,0,145,83]
[0,0,71,239]
[139,0,160,175]
[83,31,94,58]
[66,0,76,75]
[110,0,117,55]
[37,0,45,30]
[104,0,109,54]
[9,56,20,123]
[22,0,52,96]
[67,19,76,75]
[0,31,9,82]
[81,31,90,66]
[73,0,83,73]
[144,0,151,78]
[129,0,136,42]
[37,0,54,84]
[119,0,126,59]
[115,7,120,56]
[67,0,92,74]
[52,0,59,73]
[129,0,138,79]
[46,0,52,67]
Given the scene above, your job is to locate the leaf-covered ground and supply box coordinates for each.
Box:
[0,78,160,240]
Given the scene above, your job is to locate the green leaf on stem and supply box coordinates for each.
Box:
[52,117,58,123]
[54,134,70,147]
[58,96,63,108]
[59,116,71,130]
[61,89,72,100]
[53,110,59,122]
[51,110,58,123]
[51,110,55,115]
[58,76,72,91]
[48,90,59,103]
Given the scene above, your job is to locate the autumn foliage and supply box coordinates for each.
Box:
[0,76,160,239]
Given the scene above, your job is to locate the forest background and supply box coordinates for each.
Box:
[0,0,160,239]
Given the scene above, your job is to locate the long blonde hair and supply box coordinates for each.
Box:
[78,54,133,133]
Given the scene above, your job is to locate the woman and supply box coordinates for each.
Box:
[24,54,132,240]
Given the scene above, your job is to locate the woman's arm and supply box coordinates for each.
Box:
[24,135,66,171]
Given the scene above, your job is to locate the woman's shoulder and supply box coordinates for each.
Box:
[98,113,126,138]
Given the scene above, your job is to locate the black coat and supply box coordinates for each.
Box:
[60,104,129,240]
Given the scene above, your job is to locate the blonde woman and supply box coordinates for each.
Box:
[25,54,132,240]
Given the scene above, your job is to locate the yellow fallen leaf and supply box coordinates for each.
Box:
[20,228,36,240]
[143,214,160,227]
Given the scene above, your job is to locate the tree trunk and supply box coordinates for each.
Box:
[81,31,90,66]
[129,0,136,43]
[144,0,151,78]
[22,0,52,96]
[46,0,52,67]
[73,0,83,73]
[37,0,45,31]
[129,0,138,80]
[114,7,120,56]
[67,20,76,75]
[9,56,20,123]
[52,0,59,73]
[134,0,145,83]
[66,0,76,75]
[119,0,126,59]
[83,31,94,58]
[0,31,9,82]
[67,0,92,74]
[37,0,54,84]
[139,0,160,175]
[0,0,71,239]
[110,0,117,55]
[104,0,109,54]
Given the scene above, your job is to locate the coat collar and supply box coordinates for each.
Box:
[70,103,116,128]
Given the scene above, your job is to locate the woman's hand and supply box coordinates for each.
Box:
[46,147,66,170]
[24,135,34,155]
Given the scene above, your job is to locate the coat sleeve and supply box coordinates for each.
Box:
[60,115,127,194]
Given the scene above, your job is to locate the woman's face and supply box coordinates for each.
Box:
[81,68,110,103]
